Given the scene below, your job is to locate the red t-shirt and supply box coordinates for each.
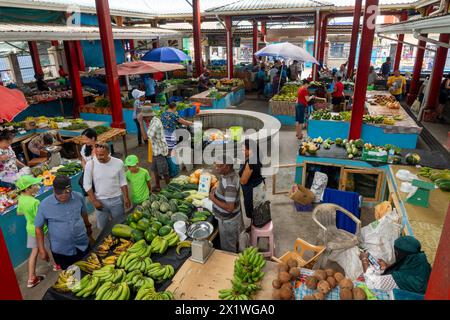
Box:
[333,81,344,98]
[297,86,308,105]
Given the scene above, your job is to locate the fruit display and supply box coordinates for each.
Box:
[405,153,421,165]
[54,162,82,177]
[93,125,110,135]
[176,240,192,255]
[372,94,396,106]
[95,281,131,300]
[299,141,319,156]
[271,84,300,102]
[418,167,450,192]
[219,247,266,300]
[123,270,154,291]
[95,235,118,257]
[271,259,299,300]
[135,283,175,300]
[92,265,126,283]
[52,268,77,293]
[25,90,74,105]
[73,260,102,274]
[71,274,100,298]
[386,101,401,109]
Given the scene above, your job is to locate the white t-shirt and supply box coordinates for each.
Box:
[80,145,93,163]
[83,157,127,200]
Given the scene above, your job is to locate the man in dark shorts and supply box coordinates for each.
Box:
[296,81,315,139]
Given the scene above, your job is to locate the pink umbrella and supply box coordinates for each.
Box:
[94,60,185,76]
[0,86,29,122]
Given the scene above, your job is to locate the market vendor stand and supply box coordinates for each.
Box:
[294,146,449,265]
[189,86,245,110]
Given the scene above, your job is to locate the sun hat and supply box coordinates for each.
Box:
[125,154,139,167]
[15,175,42,191]
[132,89,145,99]
[140,106,155,117]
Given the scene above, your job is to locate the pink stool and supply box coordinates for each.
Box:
[250,221,275,258]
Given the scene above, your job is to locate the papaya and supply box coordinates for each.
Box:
[144,229,157,243]
[137,218,151,231]
[158,226,172,237]
[131,210,143,222]
[111,224,134,238]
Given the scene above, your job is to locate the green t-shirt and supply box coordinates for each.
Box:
[17,195,47,237]
[126,168,151,205]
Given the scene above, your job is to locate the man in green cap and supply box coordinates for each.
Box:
[125,154,152,206]
[16,175,59,288]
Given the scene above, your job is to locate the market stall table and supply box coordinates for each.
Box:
[190,87,245,110]
[65,128,128,157]
[167,249,277,300]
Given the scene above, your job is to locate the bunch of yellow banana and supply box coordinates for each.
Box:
[135,283,174,300]
[92,265,126,283]
[162,229,180,247]
[52,268,77,292]
[146,264,175,281]
[86,253,102,266]
[102,256,117,265]
[96,235,118,256]
[176,241,192,255]
[127,239,151,257]
[71,275,100,298]
[113,239,133,255]
[149,236,168,254]
[95,281,130,300]
[73,260,102,274]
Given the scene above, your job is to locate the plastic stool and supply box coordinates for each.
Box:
[250,221,274,258]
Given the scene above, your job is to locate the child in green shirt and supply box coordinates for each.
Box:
[124,155,152,205]
[16,175,59,288]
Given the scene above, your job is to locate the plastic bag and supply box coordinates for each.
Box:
[311,171,328,203]
[361,209,401,265]
[328,246,363,280]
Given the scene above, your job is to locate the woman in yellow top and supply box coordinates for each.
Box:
[387,69,406,101]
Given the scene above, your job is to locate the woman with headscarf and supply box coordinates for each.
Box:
[360,235,431,294]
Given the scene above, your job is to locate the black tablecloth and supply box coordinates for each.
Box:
[299,144,450,169]
[42,214,216,300]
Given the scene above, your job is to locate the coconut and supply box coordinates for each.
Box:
[272,279,282,289]
[326,276,337,289]
[279,287,292,300]
[340,288,353,300]
[278,271,291,284]
[339,278,354,291]
[313,292,325,300]
[278,263,289,273]
[272,289,281,300]
[281,282,293,291]
[305,276,318,290]
[317,280,331,295]
[325,268,335,277]
[334,272,345,282]
[353,287,367,300]
[289,267,300,280]
[287,258,298,268]
[303,294,316,300]
[313,270,327,281]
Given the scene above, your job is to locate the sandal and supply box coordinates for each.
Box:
[27,275,45,288]
[53,264,62,271]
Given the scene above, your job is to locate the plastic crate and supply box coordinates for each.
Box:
[362,147,388,163]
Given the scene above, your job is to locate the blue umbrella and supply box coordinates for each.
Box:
[142,47,191,63]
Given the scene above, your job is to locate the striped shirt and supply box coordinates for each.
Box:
[213,171,241,220]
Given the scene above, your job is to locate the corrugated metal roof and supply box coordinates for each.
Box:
[207,0,333,13]
[0,23,184,41]
[377,13,450,34]
[334,0,416,6]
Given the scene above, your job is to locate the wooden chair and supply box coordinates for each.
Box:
[272,238,325,269]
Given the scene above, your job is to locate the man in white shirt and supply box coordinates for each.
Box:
[83,143,130,230]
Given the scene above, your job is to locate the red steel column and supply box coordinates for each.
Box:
[28,41,43,76]
[312,11,320,81]
[51,40,59,47]
[192,0,203,77]
[260,21,266,43]
[318,13,328,66]
[407,8,431,105]
[75,41,86,71]
[347,0,362,79]
[252,20,258,65]
[95,0,125,128]
[225,16,234,79]
[349,0,379,140]
[63,41,83,118]
[393,11,408,71]
[128,39,135,52]
[426,33,450,110]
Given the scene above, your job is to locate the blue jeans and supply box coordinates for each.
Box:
[95,195,125,230]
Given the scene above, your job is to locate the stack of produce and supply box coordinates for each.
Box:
[54,162,82,177]
[135,283,175,300]
[271,259,299,300]
[271,84,300,102]
[218,247,266,300]
[93,125,110,135]
[52,268,78,292]
[302,269,367,300]
[418,167,450,192]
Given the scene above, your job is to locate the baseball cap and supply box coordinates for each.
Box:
[53,175,72,193]
[15,175,42,191]
[132,89,145,99]
[125,154,139,167]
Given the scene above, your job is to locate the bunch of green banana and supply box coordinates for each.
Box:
[146,264,175,281]
[95,281,130,300]
[128,239,152,257]
[123,253,153,273]
[92,265,126,283]
[52,268,77,292]
[162,229,180,247]
[234,247,265,283]
[124,270,155,291]
[113,239,134,255]
[231,278,261,296]
[71,275,100,298]
[150,236,169,254]
[73,260,102,274]
[176,240,192,255]
[135,283,174,300]
[218,289,249,300]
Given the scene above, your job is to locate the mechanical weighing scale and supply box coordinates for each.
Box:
[187,221,214,264]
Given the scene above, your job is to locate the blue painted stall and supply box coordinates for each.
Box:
[14,99,75,121]
[0,172,84,268]
[307,119,419,149]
